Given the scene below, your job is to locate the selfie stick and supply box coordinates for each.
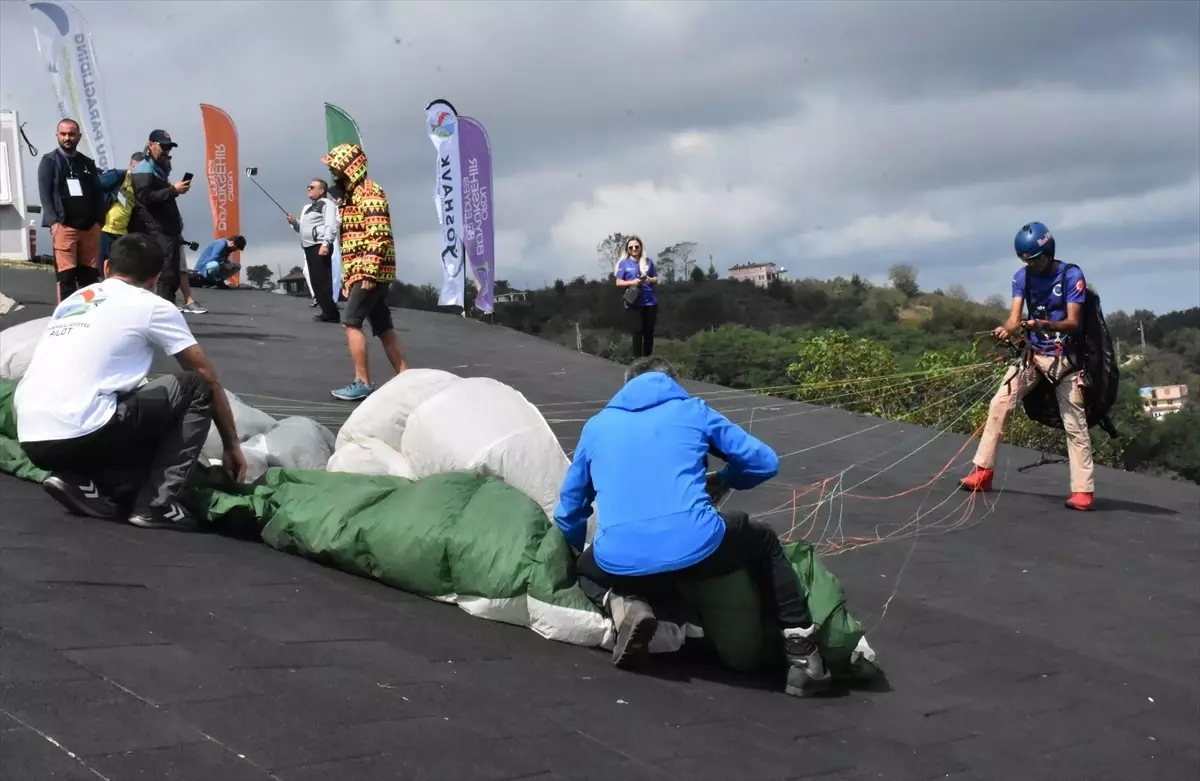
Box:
[244,167,290,216]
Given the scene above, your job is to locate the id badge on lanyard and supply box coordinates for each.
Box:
[67,177,83,198]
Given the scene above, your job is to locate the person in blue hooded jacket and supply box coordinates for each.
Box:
[554,356,831,698]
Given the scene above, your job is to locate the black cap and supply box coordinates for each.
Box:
[148,129,177,149]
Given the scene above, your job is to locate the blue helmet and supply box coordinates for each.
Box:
[1014,222,1055,261]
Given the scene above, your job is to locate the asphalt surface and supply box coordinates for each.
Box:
[2,267,1198,781]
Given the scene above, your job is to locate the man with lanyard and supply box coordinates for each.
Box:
[37,119,105,303]
[959,222,1095,511]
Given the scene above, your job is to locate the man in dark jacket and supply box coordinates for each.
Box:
[37,119,106,302]
[127,129,192,301]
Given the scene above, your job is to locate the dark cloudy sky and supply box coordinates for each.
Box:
[2,0,1197,313]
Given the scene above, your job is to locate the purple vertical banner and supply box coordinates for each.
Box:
[459,116,495,314]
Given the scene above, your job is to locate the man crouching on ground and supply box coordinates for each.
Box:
[15,233,246,531]
[553,356,832,698]
[321,143,408,401]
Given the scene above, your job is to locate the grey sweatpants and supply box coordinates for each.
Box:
[23,372,214,512]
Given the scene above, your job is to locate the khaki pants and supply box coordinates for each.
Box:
[973,352,1095,493]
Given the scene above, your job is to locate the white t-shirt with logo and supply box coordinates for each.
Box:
[15,278,198,443]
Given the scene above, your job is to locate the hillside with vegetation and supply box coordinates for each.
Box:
[383,250,1200,486]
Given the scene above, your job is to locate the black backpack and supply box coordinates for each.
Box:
[1020,262,1120,438]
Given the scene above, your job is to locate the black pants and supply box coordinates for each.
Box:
[575,510,814,629]
[627,304,657,358]
[149,233,181,302]
[304,244,339,320]
[23,372,213,513]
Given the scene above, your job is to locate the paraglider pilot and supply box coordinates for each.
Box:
[959,222,1095,511]
[553,356,832,698]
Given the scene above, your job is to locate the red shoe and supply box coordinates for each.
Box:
[1065,492,1093,511]
[959,466,994,493]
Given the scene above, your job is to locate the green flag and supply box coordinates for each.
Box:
[324,102,362,150]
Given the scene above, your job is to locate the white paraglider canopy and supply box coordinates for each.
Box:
[329,368,574,519]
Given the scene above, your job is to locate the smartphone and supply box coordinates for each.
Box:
[181,172,194,183]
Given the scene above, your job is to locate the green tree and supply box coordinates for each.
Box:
[659,241,698,283]
[786,330,905,417]
[596,232,629,278]
[888,263,921,298]
[1122,407,1200,482]
[245,264,273,289]
[690,266,705,283]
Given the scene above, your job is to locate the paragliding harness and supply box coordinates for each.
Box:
[1011,262,1120,471]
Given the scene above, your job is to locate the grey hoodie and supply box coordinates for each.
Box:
[292,195,337,248]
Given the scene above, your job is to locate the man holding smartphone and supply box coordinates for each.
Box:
[128,130,192,302]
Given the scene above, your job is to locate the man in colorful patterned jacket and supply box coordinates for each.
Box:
[321,143,408,400]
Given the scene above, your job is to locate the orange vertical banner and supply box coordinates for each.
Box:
[199,103,241,285]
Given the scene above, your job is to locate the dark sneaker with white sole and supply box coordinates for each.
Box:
[41,473,121,519]
[609,595,658,670]
[127,501,199,532]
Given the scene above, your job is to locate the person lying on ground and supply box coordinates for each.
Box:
[959,221,1095,511]
[322,143,408,401]
[14,233,246,532]
[552,356,832,698]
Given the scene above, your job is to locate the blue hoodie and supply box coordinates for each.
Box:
[553,371,780,576]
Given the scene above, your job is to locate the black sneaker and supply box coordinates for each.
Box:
[42,473,121,519]
[610,595,658,670]
[127,501,199,532]
[783,631,833,698]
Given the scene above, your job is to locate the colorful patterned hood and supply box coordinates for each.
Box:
[321,143,396,290]
[322,143,369,196]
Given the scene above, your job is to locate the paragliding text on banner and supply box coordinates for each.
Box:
[459,116,495,314]
[29,1,115,168]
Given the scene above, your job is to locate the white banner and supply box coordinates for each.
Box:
[425,99,465,307]
[28,1,116,170]
[331,216,343,304]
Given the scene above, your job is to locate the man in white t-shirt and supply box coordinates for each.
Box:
[15,233,247,531]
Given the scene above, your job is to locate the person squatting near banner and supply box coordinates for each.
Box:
[193,236,246,290]
[960,222,1096,511]
[321,143,408,401]
[37,119,105,303]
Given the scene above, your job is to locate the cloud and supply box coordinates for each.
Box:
[792,212,960,259]
[549,179,786,274]
[1,0,1197,314]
